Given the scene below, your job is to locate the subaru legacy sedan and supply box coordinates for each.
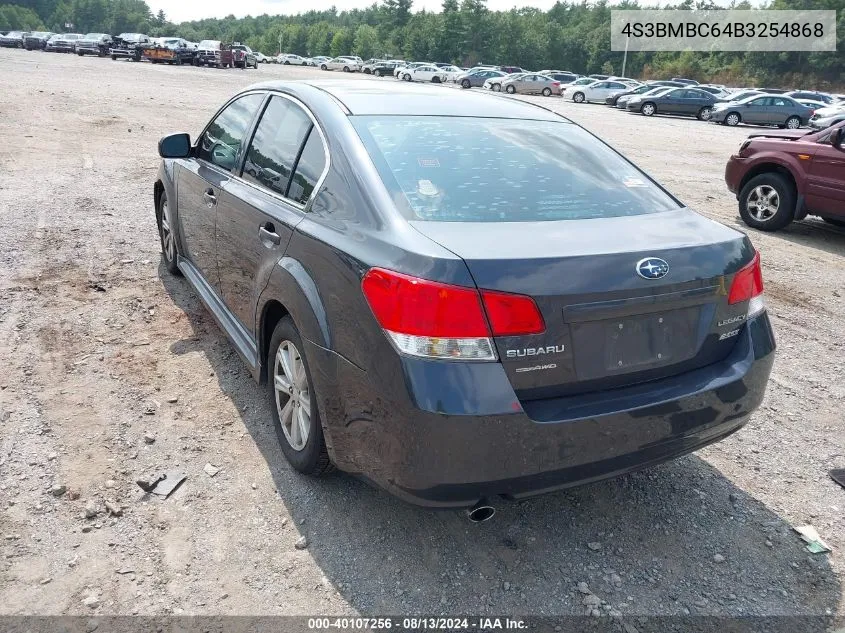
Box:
[154,81,775,509]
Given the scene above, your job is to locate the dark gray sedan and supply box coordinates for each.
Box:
[711,94,813,128]
[456,69,506,89]
[153,80,774,512]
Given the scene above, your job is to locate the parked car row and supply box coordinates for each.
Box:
[2,30,260,69]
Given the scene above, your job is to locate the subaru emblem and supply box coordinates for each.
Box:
[636,257,669,280]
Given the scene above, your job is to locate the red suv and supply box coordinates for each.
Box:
[725,121,845,231]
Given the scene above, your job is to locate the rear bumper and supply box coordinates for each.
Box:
[311,312,776,508]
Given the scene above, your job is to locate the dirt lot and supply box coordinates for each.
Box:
[0,48,843,621]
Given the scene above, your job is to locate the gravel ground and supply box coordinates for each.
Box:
[0,49,843,620]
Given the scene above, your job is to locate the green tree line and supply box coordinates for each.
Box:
[2,0,843,89]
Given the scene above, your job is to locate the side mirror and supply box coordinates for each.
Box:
[158,133,191,158]
[831,127,842,149]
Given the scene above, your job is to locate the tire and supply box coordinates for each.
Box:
[268,317,333,476]
[283,60,290,65]
[785,116,801,129]
[822,217,845,228]
[363,68,371,74]
[492,83,501,92]
[640,102,655,116]
[375,69,383,77]
[156,191,180,275]
[542,87,552,97]
[77,51,83,56]
[320,64,327,70]
[432,76,441,83]
[403,73,411,81]
[697,106,712,121]
[506,84,516,94]
[738,173,796,231]
[344,66,351,73]
[111,54,117,60]
[573,91,585,103]
[461,78,471,89]
[725,112,741,126]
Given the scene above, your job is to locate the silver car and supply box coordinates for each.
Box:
[500,73,562,96]
[320,57,360,72]
[711,95,813,128]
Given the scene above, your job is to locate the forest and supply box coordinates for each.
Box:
[2,0,843,89]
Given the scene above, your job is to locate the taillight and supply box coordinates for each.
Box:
[728,251,765,317]
[480,290,545,336]
[361,268,545,360]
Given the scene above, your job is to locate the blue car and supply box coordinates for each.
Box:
[154,81,775,515]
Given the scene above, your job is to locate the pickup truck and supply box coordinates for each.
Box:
[143,38,195,65]
[195,40,233,68]
[725,121,845,231]
[110,33,151,61]
[231,44,258,69]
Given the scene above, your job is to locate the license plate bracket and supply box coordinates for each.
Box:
[571,307,700,380]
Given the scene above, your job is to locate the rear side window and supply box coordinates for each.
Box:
[288,130,327,205]
[242,96,312,199]
[352,116,679,222]
[196,93,264,173]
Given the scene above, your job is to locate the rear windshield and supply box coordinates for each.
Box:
[351,116,679,222]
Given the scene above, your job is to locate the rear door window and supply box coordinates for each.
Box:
[352,116,679,222]
[241,96,313,199]
[288,130,327,205]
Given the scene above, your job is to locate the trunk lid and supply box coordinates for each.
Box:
[411,209,755,401]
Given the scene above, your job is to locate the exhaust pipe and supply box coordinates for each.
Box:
[466,499,496,523]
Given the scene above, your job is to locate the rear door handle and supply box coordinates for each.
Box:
[202,188,217,207]
[259,223,281,246]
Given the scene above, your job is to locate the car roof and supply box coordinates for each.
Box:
[247,80,566,121]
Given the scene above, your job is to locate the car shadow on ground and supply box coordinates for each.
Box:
[744,216,845,259]
[158,264,840,620]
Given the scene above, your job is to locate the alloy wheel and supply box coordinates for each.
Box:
[641,103,655,116]
[274,340,312,452]
[786,117,800,129]
[160,198,176,262]
[747,185,780,221]
[726,113,740,126]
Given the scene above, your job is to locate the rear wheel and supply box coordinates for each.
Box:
[725,112,741,126]
[697,106,712,121]
[268,317,333,476]
[738,173,795,231]
[785,116,801,129]
[640,102,655,116]
[573,91,585,103]
[542,87,552,97]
